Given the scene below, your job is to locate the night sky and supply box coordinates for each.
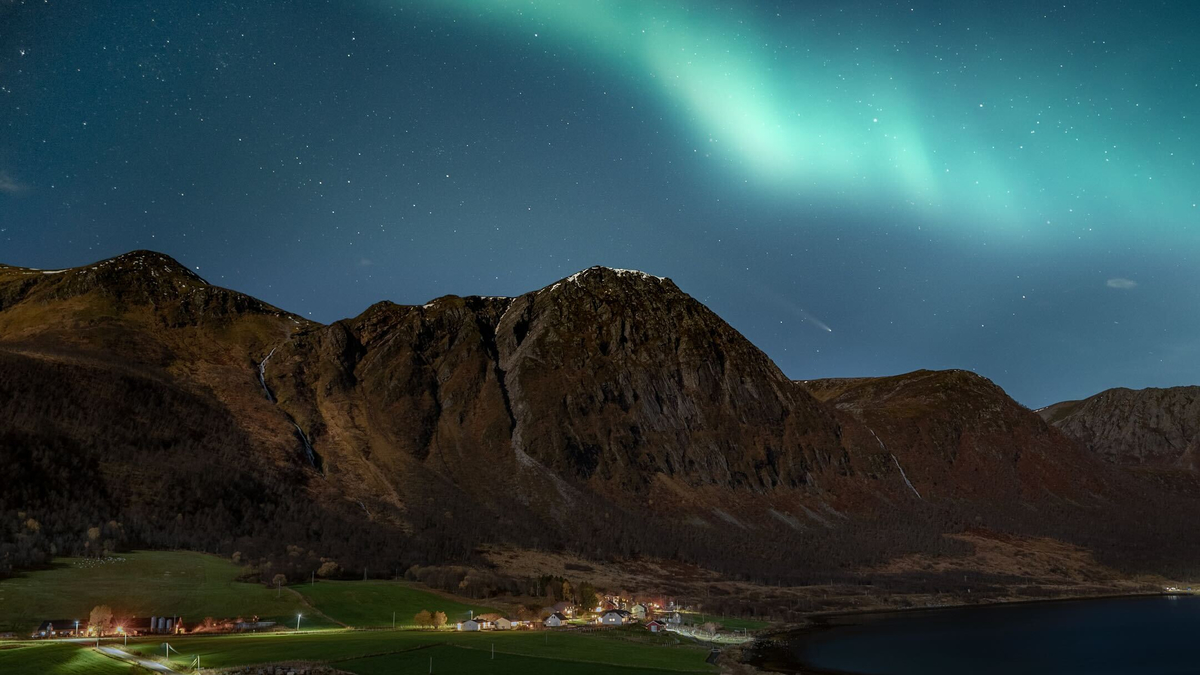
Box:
[2,1,1198,407]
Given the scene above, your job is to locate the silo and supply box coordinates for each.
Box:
[150,616,158,634]
[165,618,173,633]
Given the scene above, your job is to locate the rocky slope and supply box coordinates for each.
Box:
[263,267,885,528]
[801,370,1107,503]
[1040,387,1200,470]
[3,250,1198,584]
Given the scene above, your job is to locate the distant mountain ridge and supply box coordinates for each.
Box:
[4,250,1200,586]
[1040,386,1200,470]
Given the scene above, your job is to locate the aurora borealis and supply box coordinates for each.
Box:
[1,0,1198,405]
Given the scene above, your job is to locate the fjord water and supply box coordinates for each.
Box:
[785,596,1200,674]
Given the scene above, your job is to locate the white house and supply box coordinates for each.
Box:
[544,612,568,628]
[456,618,483,632]
[494,617,521,630]
[630,604,648,620]
[599,609,631,626]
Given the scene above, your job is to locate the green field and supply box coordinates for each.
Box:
[0,551,719,674]
[339,643,710,675]
[298,579,497,628]
[119,628,714,673]
[0,642,130,675]
[675,611,771,632]
[0,551,334,633]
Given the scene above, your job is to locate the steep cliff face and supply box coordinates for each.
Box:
[493,268,846,491]
[1040,387,1200,469]
[264,267,868,528]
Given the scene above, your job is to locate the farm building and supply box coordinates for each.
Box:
[544,612,568,628]
[121,616,183,635]
[456,618,483,632]
[646,619,667,633]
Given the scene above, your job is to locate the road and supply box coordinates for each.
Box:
[96,645,182,673]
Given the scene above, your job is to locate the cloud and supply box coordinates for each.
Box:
[0,171,28,195]
[1106,278,1138,289]
[358,258,373,267]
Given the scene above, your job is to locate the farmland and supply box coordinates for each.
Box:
[0,628,716,675]
[299,579,497,628]
[0,552,333,634]
[0,551,719,674]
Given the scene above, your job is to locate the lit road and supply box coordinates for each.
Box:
[96,646,182,673]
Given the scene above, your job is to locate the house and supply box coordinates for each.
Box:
[646,620,667,633]
[456,618,483,632]
[667,611,683,625]
[599,609,631,626]
[551,601,575,618]
[494,617,524,630]
[544,612,568,628]
[630,604,648,620]
[34,619,87,638]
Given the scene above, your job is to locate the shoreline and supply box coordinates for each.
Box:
[737,588,1182,674]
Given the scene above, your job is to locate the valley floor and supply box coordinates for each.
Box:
[0,628,717,675]
[0,539,1190,675]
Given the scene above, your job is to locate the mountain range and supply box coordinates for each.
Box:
[3,251,1200,593]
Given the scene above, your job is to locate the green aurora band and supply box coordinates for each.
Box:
[395,0,1198,240]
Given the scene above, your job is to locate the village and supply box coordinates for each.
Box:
[28,594,719,641]
[453,596,685,633]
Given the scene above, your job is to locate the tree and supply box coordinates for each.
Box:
[413,610,433,630]
[89,605,114,636]
[272,573,288,597]
[432,611,447,629]
[317,560,340,578]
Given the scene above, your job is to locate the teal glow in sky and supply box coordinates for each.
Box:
[2,0,1199,405]
[410,0,1200,238]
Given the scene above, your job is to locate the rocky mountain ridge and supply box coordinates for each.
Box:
[1040,386,1200,470]
[3,251,1199,584]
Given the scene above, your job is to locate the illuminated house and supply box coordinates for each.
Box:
[599,609,631,626]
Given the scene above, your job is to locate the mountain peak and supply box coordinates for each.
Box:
[543,266,671,294]
[0,249,295,326]
[101,249,206,280]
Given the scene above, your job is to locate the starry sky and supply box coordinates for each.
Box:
[2,0,1198,407]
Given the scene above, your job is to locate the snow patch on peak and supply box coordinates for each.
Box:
[548,266,666,292]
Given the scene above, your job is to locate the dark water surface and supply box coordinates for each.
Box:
[776,595,1200,674]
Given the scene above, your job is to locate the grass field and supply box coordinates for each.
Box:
[117,627,714,673]
[0,551,719,674]
[0,551,335,634]
[297,579,497,628]
[0,642,130,675]
[338,643,711,675]
[676,611,771,632]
